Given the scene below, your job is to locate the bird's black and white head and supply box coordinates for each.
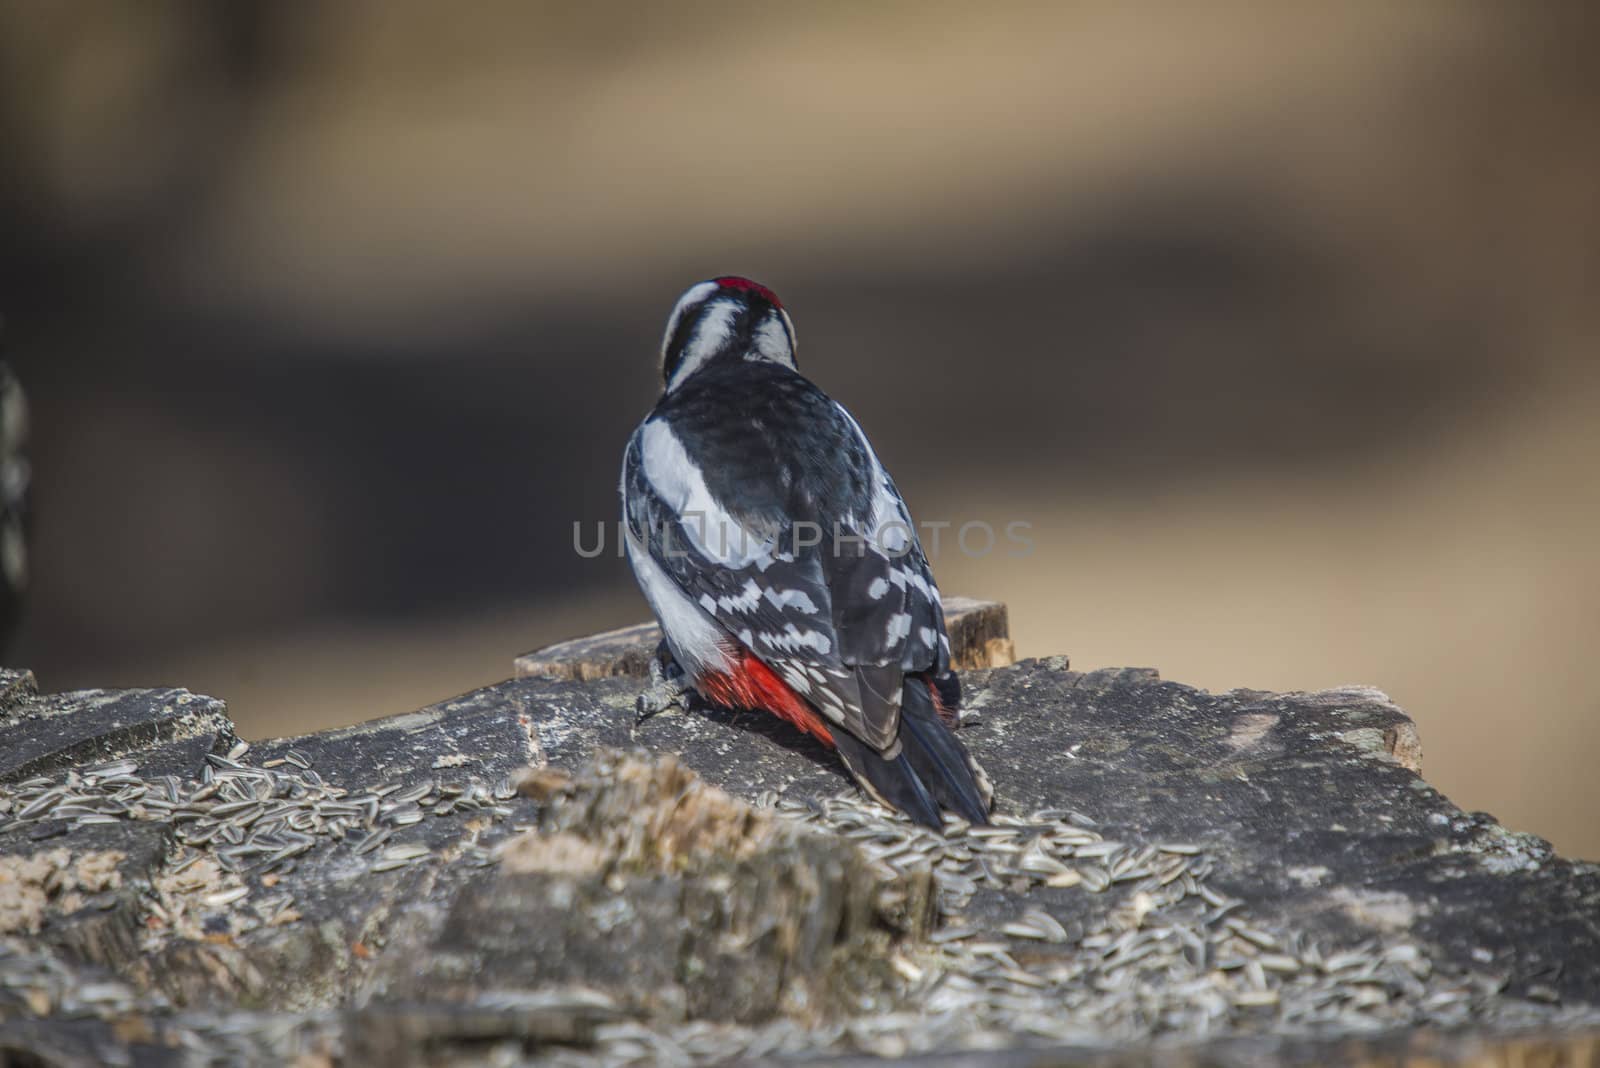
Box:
[659,276,797,393]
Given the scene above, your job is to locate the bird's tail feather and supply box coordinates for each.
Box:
[832,730,943,830]
[898,678,991,826]
[832,676,992,830]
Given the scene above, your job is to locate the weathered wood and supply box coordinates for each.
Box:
[513,594,1015,680]
[3,623,1599,1064]
[0,684,234,785]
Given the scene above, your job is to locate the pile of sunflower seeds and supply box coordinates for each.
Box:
[530,789,1600,1066]
[6,752,1598,1063]
[0,747,518,964]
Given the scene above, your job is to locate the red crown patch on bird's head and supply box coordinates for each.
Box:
[712,276,783,309]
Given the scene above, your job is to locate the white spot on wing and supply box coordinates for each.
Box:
[756,624,832,656]
[867,576,889,600]
[885,612,912,642]
[762,586,818,613]
[900,568,931,597]
[718,577,762,613]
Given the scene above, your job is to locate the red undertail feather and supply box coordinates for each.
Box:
[926,676,958,728]
[697,652,835,747]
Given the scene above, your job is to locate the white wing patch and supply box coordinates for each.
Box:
[640,419,773,567]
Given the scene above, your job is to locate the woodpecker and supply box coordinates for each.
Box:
[620,277,992,829]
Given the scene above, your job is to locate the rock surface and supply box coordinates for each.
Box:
[1,611,1598,1065]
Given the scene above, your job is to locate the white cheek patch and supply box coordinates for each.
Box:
[640,419,773,567]
[749,312,796,368]
[666,298,739,392]
[660,281,720,363]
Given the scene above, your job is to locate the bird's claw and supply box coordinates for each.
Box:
[635,652,691,726]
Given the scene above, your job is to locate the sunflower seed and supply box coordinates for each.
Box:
[17,788,66,819]
[86,760,139,778]
[352,827,392,855]
[392,782,432,805]
[374,844,425,863]
[1022,909,1068,943]
[203,886,250,908]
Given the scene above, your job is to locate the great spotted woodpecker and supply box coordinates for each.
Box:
[620,277,992,829]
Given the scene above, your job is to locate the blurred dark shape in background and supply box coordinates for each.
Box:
[0,3,1596,854]
[0,346,29,650]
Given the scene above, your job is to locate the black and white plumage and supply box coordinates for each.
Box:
[620,277,991,829]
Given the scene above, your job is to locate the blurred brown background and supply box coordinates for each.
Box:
[2,3,1596,856]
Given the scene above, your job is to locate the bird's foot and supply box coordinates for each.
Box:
[635,647,692,726]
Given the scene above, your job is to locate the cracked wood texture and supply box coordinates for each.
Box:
[1,618,1599,1065]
